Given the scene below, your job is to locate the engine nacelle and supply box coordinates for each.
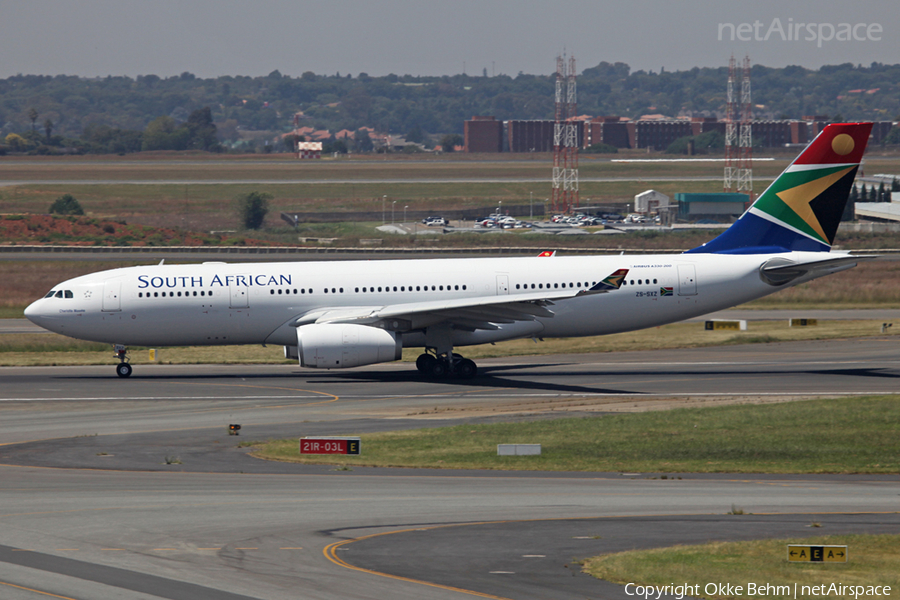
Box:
[296,324,402,369]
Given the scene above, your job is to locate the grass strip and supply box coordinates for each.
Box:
[249,395,900,474]
[581,534,900,600]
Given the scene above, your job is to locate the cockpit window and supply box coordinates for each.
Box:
[64,290,74,298]
[54,290,64,298]
[45,290,57,298]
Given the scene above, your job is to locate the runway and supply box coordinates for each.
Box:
[0,339,898,599]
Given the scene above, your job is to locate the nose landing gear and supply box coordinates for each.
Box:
[114,344,132,378]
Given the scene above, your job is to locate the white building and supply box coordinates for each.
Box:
[634,190,670,214]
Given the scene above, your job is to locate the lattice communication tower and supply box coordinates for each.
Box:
[723,56,738,192]
[737,56,753,199]
[724,55,753,198]
[552,54,578,214]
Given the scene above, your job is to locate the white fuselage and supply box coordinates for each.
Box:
[24,252,813,349]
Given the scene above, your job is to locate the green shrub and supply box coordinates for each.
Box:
[235,191,272,230]
[49,194,84,215]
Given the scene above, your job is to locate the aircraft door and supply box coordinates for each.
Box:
[677,264,697,296]
[102,279,122,312]
[229,277,249,309]
[496,274,509,295]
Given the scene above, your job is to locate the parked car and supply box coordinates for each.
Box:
[422,216,449,226]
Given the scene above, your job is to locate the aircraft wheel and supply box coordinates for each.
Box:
[428,360,448,378]
[455,358,477,379]
[116,363,133,378]
[416,353,436,373]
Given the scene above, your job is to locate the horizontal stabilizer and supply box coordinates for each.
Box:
[760,254,876,286]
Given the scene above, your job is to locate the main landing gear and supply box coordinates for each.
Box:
[415,351,477,379]
[114,344,132,378]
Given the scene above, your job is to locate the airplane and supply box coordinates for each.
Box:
[25,122,874,379]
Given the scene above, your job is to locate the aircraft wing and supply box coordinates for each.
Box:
[292,268,628,332]
[760,254,876,285]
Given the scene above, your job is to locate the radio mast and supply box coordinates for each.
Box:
[552,54,579,214]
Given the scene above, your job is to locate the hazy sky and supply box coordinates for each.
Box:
[1,0,898,78]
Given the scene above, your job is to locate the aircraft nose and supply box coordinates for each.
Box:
[24,299,47,325]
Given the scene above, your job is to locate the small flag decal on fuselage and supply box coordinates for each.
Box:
[589,268,629,291]
[660,287,673,296]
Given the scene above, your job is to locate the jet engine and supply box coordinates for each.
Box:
[295,324,402,369]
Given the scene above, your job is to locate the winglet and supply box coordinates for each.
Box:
[537,250,556,257]
[587,268,628,292]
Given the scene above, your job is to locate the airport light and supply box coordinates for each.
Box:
[392,200,396,224]
[404,205,408,223]
[382,195,386,225]
[229,424,241,436]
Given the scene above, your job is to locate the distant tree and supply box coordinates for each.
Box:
[883,127,900,146]
[43,119,53,141]
[878,181,887,202]
[440,134,463,152]
[892,177,899,192]
[184,107,219,151]
[5,133,27,151]
[235,191,271,230]
[283,134,303,152]
[49,194,84,215]
[848,184,858,203]
[28,108,38,131]
[353,129,373,152]
[142,116,190,151]
[323,139,348,154]
[405,124,425,144]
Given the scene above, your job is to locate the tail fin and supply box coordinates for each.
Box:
[686,122,873,254]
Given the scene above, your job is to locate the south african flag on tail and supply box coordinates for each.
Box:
[686,123,872,255]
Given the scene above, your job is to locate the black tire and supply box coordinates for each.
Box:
[428,360,448,378]
[456,358,477,379]
[116,363,133,378]
[416,353,436,373]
